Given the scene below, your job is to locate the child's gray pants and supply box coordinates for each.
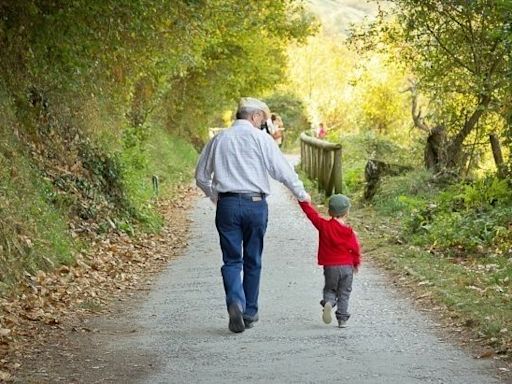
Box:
[323,265,353,321]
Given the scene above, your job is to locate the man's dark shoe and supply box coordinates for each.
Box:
[228,303,245,333]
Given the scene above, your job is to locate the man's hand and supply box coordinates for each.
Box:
[298,193,311,203]
[210,196,218,205]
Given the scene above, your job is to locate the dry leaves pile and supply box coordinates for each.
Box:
[0,186,197,382]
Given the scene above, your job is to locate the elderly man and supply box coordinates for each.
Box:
[195,97,310,333]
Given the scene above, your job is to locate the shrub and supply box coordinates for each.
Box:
[404,176,512,253]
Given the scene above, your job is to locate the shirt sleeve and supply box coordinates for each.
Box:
[194,139,217,199]
[261,136,307,200]
[298,201,325,230]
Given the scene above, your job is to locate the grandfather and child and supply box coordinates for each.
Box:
[195,96,361,332]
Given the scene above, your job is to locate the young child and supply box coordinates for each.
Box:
[299,194,361,328]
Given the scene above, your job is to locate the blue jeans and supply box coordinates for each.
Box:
[215,195,268,319]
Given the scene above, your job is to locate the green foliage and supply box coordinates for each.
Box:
[409,178,512,252]
[119,123,197,232]
[337,132,423,195]
[374,173,512,254]
[352,1,511,170]
[157,1,316,144]
[0,120,74,292]
[287,28,412,141]
[0,0,315,292]
[364,227,511,352]
[444,177,512,210]
[372,169,438,215]
[0,0,316,148]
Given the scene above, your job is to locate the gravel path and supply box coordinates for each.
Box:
[108,177,502,384]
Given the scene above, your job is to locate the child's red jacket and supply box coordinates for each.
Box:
[299,201,361,268]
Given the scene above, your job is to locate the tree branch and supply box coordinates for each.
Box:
[404,80,431,132]
[422,20,476,75]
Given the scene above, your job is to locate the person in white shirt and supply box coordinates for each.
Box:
[195,97,310,333]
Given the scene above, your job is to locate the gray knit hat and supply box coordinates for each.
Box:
[328,194,351,216]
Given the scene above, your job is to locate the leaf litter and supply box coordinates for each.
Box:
[0,185,197,382]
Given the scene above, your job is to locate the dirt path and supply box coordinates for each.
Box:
[16,172,505,383]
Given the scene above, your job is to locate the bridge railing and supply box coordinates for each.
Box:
[299,132,342,196]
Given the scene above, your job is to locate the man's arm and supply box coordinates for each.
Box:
[194,139,217,201]
[261,136,308,201]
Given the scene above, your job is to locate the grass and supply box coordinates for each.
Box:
[0,130,75,293]
[357,208,511,356]
[145,126,197,196]
[119,124,198,232]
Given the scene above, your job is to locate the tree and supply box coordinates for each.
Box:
[357,0,511,172]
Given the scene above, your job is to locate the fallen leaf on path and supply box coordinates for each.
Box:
[0,370,12,381]
[0,329,11,337]
[476,349,495,359]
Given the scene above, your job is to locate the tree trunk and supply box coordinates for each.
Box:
[445,95,491,169]
[489,133,506,179]
[364,159,413,200]
[424,125,446,172]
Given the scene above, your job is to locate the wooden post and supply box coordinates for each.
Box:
[317,148,323,191]
[311,146,316,180]
[300,140,304,170]
[326,165,335,196]
[317,148,324,192]
[324,150,334,196]
[308,145,313,177]
[333,148,342,194]
[321,149,329,193]
[315,147,320,181]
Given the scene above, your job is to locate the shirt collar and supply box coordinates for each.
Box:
[233,119,257,129]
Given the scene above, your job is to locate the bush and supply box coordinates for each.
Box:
[403,177,512,253]
[119,123,197,232]
[339,131,422,196]
[372,169,438,215]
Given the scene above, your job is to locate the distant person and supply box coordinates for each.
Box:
[298,194,361,327]
[195,97,311,333]
[317,122,327,139]
[270,113,284,148]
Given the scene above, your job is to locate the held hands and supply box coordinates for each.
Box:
[298,192,311,203]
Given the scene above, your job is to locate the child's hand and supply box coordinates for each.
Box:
[353,266,359,274]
